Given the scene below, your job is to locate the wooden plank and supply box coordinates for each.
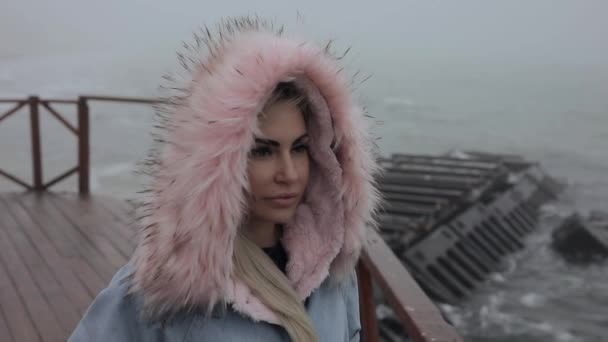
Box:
[41,99,79,104]
[94,196,138,235]
[49,194,128,269]
[0,308,14,342]
[40,101,78,135]
[0,168,33,190]
[0,196,95,312]
[54,193,135,259]
[0,197,81,334]
[0,99,27,103]
[6,194,77,257]
[98,196,138,234]
[82,95,162,104]
[0,257,40,342]
[0,222,62,341]
[0,101,26,122]
[16,193,116,281]
[66,258,107,298]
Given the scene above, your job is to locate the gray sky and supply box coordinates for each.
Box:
[1,0,607,194]
[2,0,607,67]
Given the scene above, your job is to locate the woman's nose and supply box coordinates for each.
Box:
[275,154,299,183]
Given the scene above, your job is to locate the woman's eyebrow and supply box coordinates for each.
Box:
[254,138,279,147]
[254,133,309,147]
[293,133,309,144]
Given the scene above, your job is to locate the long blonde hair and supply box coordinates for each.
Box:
[234,233,318,341]
[233,82,318,342]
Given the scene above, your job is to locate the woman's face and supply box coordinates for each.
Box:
[247,100,310,225]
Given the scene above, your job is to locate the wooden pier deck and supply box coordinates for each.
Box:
[0,192,137,342]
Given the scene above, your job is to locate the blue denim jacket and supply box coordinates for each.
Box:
[69,264,361,342]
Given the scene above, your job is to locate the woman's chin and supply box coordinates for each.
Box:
[260,207,298,225]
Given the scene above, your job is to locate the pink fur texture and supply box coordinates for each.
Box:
[130,18,381,323]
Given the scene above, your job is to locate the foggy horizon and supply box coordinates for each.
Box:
[2,0,607,68]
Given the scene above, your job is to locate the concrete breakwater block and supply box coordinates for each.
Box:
[377,151,563,304]
[552,212,608,264]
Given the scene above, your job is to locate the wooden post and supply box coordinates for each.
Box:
[78,97,90,195]
[357,261,380,342]
[29,96,43,191]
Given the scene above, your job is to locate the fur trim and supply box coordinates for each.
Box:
[130,17,381,323]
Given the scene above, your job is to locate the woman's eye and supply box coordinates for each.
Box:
[250,146,272,157]
[292,145,309,153]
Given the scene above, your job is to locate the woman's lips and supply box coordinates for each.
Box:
[265,194,298,207]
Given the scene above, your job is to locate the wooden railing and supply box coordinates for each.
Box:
[0,95,161,194]
[357,229,462,341]
[0,95,463,342]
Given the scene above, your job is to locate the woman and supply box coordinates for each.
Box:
[69,16,381,342]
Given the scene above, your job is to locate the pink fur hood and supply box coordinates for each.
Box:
[130,17,381,324]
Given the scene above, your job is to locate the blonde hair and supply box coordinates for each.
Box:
[261,82,310,119]
[233,82,318,341]
[233,233,318,341]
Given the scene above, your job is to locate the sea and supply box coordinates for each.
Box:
[1,49,607,341]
